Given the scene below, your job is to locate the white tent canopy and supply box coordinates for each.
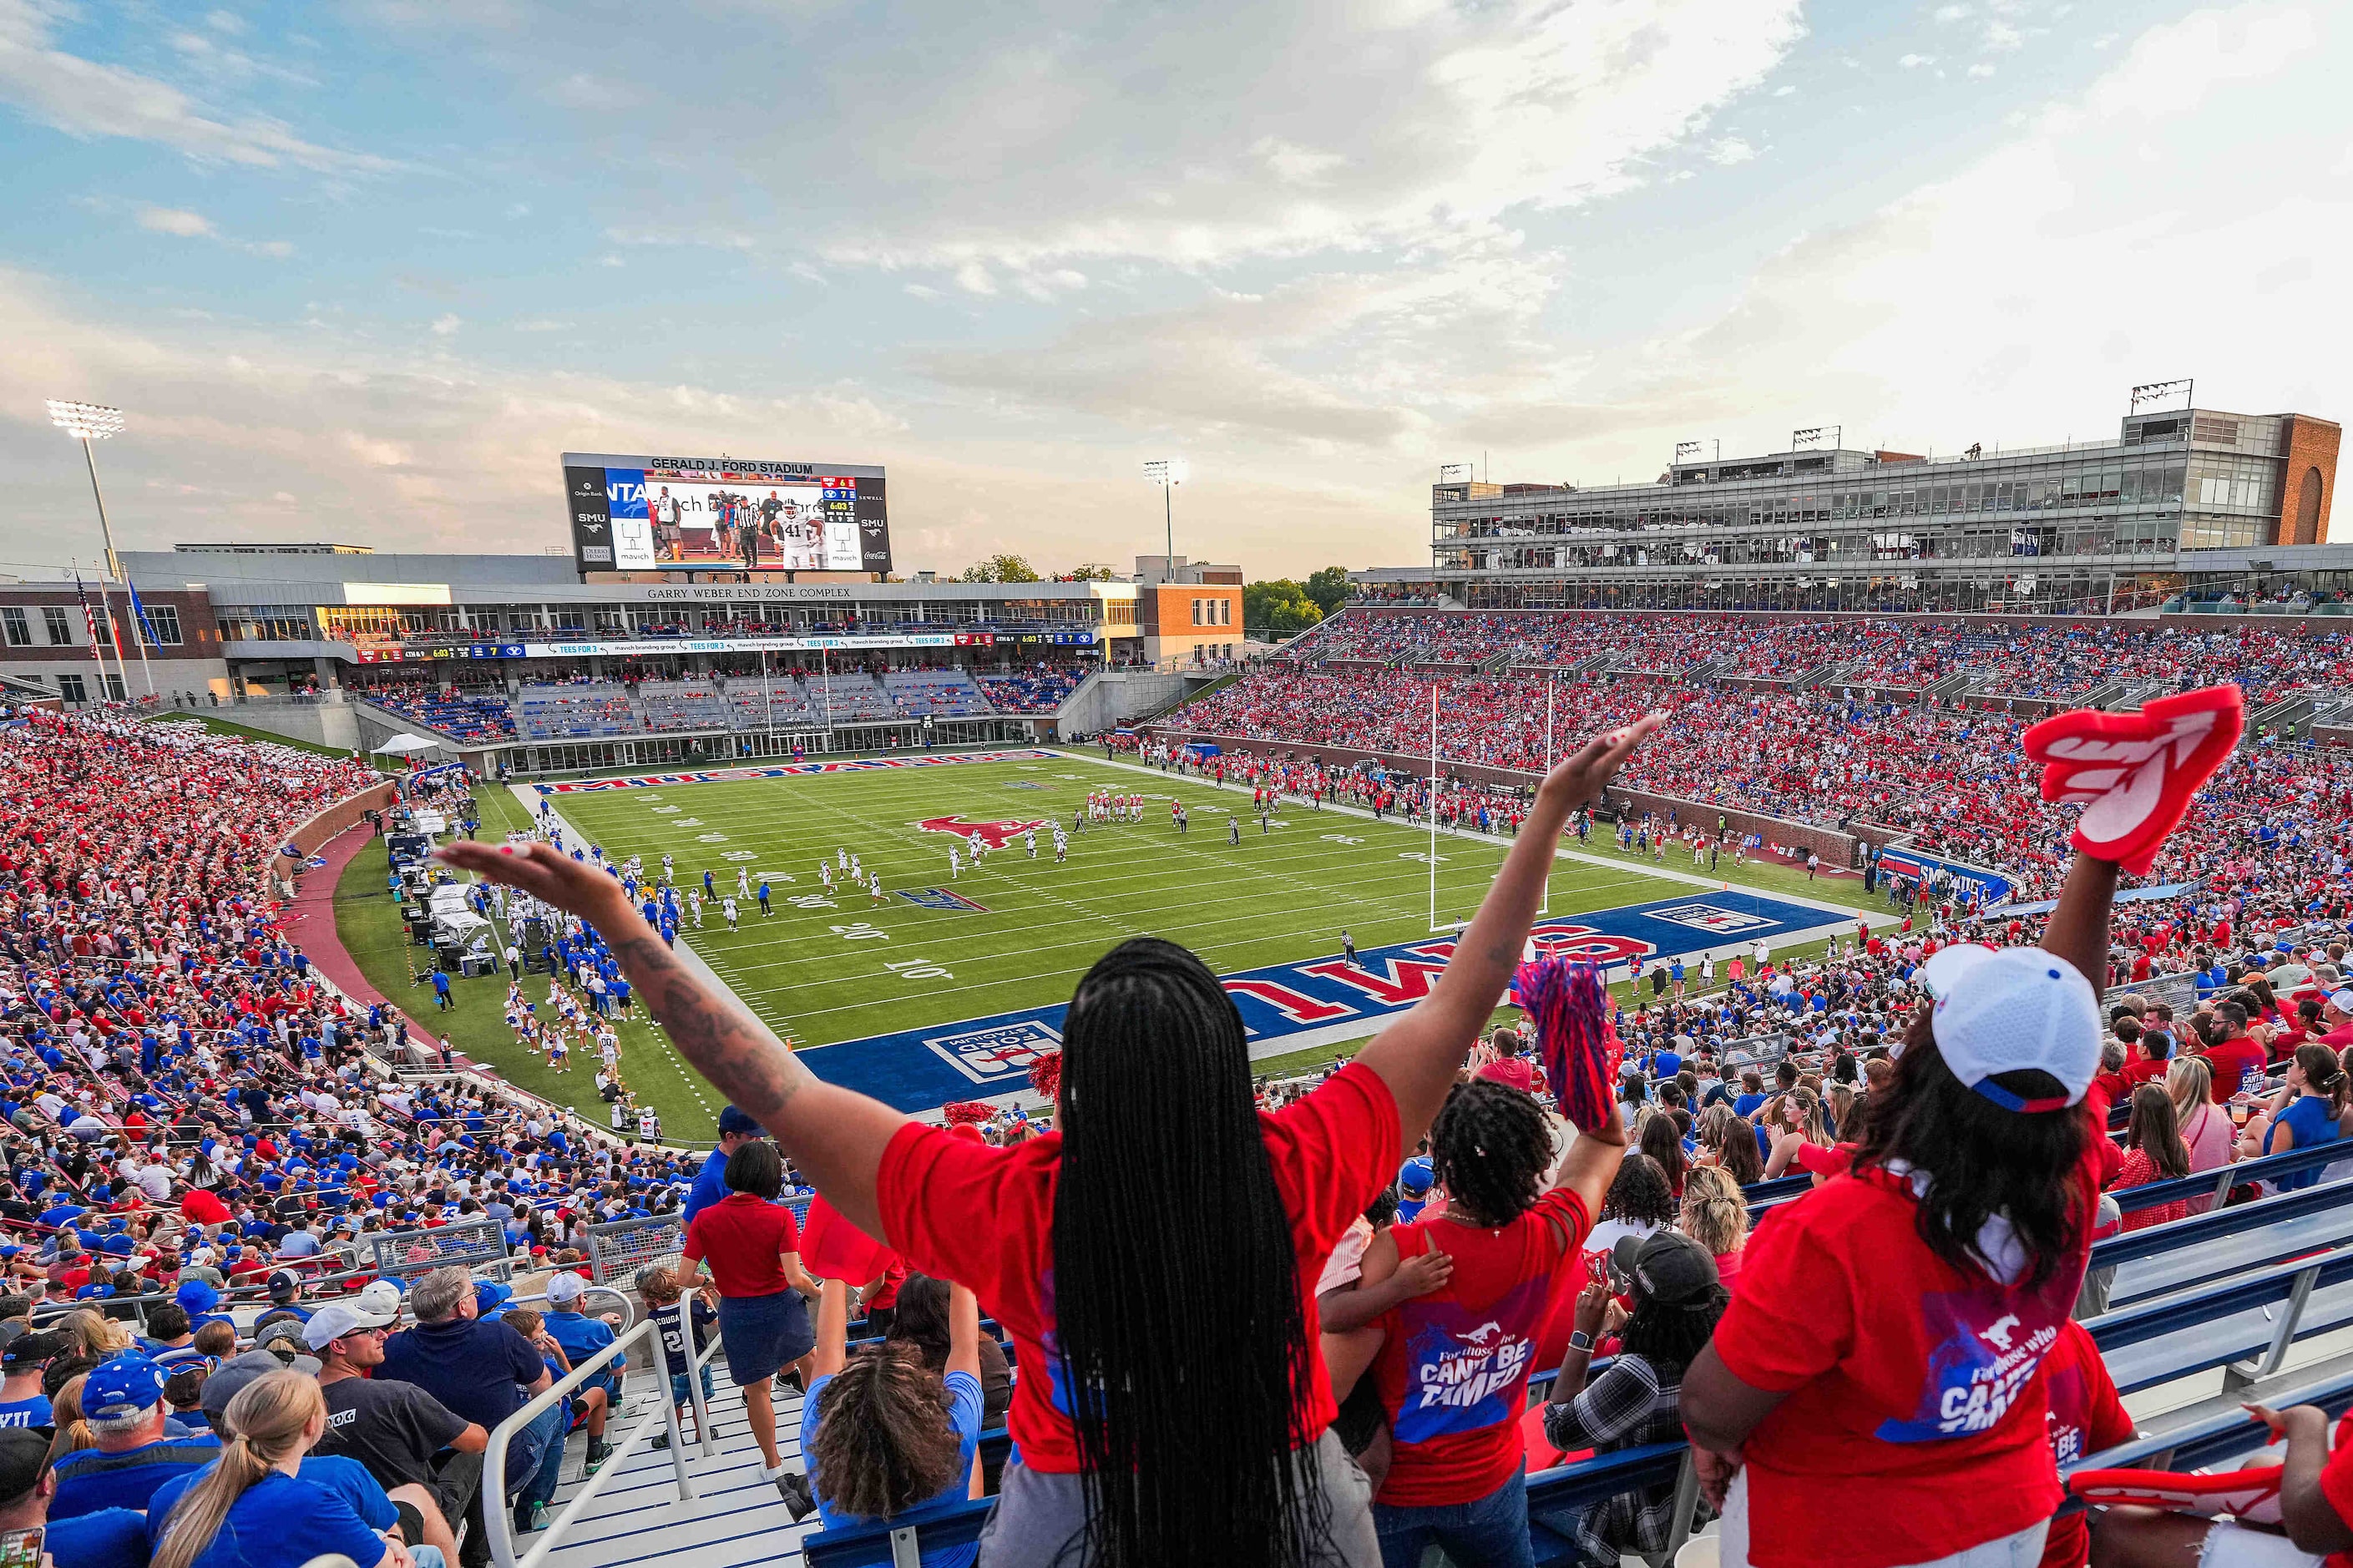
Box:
[371,734,442,756]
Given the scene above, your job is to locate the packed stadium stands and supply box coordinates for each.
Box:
[14,680,2353,1565]
[975,665,1085,713]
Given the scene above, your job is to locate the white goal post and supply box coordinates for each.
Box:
[1429,676,1551,933]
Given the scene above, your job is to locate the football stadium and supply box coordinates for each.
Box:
[11,10,2353,1568]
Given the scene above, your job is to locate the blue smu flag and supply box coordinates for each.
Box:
[124,576,163,650]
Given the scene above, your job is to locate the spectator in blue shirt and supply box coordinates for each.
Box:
[147,1370,434,1568]
[681,1105,762,1225]
[0,1332,63,1427]
[0,1428,147,1568]
[798,1275,984,1555]
[50,1356,223,1520]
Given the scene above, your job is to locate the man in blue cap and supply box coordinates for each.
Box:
[48,1357,220,1519]
[173,1279,233,1337]
[682,1105,762,1224]
[1395,1156,1436,1223]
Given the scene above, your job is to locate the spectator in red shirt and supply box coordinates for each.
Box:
[2111,1085,2190,1232]
[676,1140,817,1490]
[2037,1321,2133,1568]
[443,714,1665,1568]
[2199,1004,2271,1103]
[1680,848,2120,1568]
[1346,1077,1623,1566]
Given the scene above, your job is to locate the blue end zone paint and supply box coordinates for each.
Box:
[897,888,990,913]
[533,749,1059,793]
[795,888,1851,1112]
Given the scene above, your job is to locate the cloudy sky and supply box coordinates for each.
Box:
[3,0,2348,581]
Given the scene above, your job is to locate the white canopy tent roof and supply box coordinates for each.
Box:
[371,734,443,756]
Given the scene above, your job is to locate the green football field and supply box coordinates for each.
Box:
[336,746,1867,1140]
[530,747,1861,1084]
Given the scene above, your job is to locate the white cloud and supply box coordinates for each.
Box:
[1708,137,1758,165]
[1985,20,2025,49]
[1484,3,2348,493]
[1934,3,1972,20]
[512,317,572,331]
[1899,53,1937,67]
[0,0,384,170]
[429,313,460,336]
[1969,62,1996,77]
[135,205,213,237]
[205,9,245,33]
[953,260,996,296]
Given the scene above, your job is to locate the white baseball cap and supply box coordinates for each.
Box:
[544,1272,586,1306]
[1918,944,2102,1112]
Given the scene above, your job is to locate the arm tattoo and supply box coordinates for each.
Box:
[602,926,814,1123]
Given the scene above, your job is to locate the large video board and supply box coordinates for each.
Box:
[561,453,888,574]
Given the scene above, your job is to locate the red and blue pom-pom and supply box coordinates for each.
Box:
[1512,957,1622,1131]
[941,1100,996,1125]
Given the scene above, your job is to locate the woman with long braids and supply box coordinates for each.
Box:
[440,716,1662,1567]
[1681,842,2126,1568]
[147,1370,422,1568]
[1345,1077,1625,1567]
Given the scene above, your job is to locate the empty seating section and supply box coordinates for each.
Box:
[884,667,994,717]
[802,671,894,721]
[723,677,820,730]
[635,678,728,732]
[977,667,1082,711]
[514,682,639,739]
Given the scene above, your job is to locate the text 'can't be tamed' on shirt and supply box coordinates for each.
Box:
[1370,1185,1591,1508]
[878,1060,1401,1474]
[1706,1103,2110,1568]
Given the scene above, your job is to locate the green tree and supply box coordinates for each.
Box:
[959,554,1042,583]
[1062,563,1117,580]
[1303,565,1353,616]
[1242,579,1324,638]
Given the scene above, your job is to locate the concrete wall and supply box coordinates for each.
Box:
[1055,669,1207,739]
[196,695,362,751]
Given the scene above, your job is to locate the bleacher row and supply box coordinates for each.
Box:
[362,667,1078,743]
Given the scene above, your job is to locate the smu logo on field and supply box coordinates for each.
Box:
[605,468,648,519]
[1646,903,1780,936]
[898,887,989,913]
[916,817,1047,850]
[924,1019,1064,1085]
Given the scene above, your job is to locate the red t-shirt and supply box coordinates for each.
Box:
[1371,1186,1591,1507]
[1709,1141,2102,1568]
[2199,1038,2268,1101]
[2037,1320,2133,1568]
[877,1059,1400,1474]
[681,1193,802,1297]
[2313,1406,2353,1568]
[2119,1056,2170,1091]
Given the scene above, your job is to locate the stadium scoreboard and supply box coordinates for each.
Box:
[561,452,890,575]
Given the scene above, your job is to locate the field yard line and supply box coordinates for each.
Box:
[702,859,1667,989]
[1045,747,1879,924]
[638,776,1546,973]
[510,783,797,1086]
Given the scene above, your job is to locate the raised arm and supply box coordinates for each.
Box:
[811,1276,849,1379]
[1354,715,1661,1145]
[947,1282,980,1382]
[436,841,908,1237]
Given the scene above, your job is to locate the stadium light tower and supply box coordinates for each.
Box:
[48,400,126,581]
[1145,458,1187,578]
[47,400,151,698]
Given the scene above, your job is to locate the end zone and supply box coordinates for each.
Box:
[797,887,1853,1112]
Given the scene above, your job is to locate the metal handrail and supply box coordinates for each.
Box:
[482,1307,721,1568]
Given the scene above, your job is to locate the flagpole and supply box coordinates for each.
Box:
[73,572,124,706]
[1428,683,1439,928]
[119,574,156,698]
